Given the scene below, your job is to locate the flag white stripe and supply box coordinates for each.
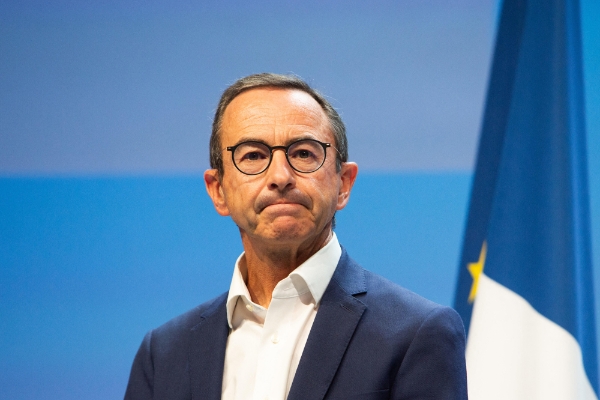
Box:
[466,273,597,400]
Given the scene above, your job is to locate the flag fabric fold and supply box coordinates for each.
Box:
[453,0,599,398]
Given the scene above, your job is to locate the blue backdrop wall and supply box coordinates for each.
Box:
[1,1,599,399]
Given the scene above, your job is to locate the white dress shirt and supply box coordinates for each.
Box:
[221,233,342,400]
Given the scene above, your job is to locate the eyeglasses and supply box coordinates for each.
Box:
[226,139,333,175]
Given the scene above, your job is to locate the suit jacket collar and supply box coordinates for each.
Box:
[188,248,367,400]
[329,247,367,297]
[287,248,367,400]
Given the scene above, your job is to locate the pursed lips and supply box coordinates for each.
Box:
[256,195,311,213]
[262,201,303,212]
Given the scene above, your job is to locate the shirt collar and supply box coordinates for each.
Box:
[225,233,342,328]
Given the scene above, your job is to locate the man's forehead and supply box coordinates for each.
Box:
[221,88,330,139]
[226,88,322,116]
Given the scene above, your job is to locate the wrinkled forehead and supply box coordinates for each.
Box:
[220,88,332,144]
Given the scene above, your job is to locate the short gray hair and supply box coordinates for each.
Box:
[209,73,348,176]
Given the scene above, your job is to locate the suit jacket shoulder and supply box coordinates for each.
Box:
[361,265,464,340]
[362,267,467,399]
[124,292,229,400]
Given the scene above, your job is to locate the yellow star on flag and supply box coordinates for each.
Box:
[468,241,487,303]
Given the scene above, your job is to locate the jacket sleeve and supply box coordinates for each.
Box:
[124,330,155,400]
[391,306,468,399]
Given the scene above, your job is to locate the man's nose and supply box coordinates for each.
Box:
[266,149,296,190]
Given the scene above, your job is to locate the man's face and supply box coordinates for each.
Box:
[204,88,357,249]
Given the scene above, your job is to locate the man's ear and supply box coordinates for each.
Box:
[336,162,358,211]
[204,169,231,216]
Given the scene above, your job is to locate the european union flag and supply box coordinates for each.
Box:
[453,0,599,398]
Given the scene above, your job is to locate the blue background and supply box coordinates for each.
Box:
[1,1,599,398]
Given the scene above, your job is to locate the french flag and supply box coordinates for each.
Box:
[453,0,599,398]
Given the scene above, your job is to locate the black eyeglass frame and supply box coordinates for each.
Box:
[226,139,333,175]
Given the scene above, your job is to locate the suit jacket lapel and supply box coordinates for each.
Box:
[288,250,367,400]
[188,294,229,400]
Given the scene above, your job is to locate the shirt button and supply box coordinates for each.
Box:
[271,333,279,344]
[245,303,253,312]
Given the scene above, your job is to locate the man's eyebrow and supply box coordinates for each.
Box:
[230,134,319,148]
[229,137,269,148]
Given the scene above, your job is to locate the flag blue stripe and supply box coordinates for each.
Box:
[567,0,599,390]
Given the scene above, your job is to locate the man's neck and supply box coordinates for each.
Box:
[239,228,333,308]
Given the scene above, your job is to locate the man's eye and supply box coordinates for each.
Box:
[241,151,267,161]
[291,149,315,159]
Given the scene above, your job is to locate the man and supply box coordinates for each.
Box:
[125,73,468,400]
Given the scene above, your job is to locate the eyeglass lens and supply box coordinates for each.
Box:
[232,139,326,174]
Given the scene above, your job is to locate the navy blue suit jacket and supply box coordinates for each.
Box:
[125,250,467,399]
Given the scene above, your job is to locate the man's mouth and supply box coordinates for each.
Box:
[256,194,310,213]
[264,202,301,209]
